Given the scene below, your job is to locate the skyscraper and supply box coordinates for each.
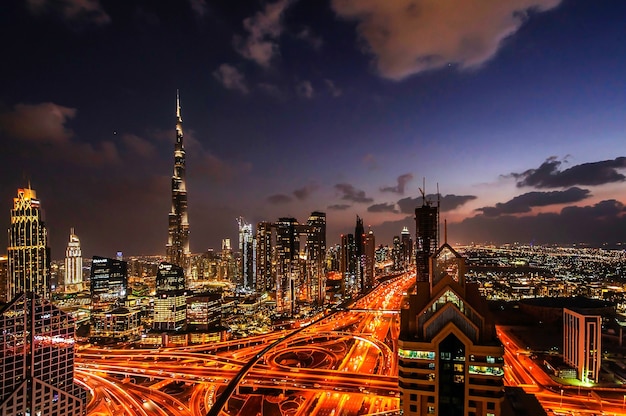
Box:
[363,228,376,290]
[305,211,326,304]
[64,228,83,292]
[2,187,86,415]
[275,217,300,313]
[153,262,187,332]
[255,221,274,293]
[90,256,128,308]
[7,187,50,300]
[401,226,412,268]
[398,243,504,415]
[0,293,87,415]
[415,196,438,283]
[237,217,254,290]
[166,91,190,274]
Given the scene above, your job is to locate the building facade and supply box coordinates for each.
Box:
[399,244,504,415]
[90,256,128,307]
[237,217,254,290]
[166,92,190,274]
[153,262,187,332]
[64,228,83,292]
[563,308,601,383]
[0,293,86,415]
[415,198,438,283]
[7,187,50,300]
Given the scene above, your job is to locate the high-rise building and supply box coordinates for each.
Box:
[7,187,51,300]
[237,217,254,290]
[90,256,128,307]
[64,228,83,292]
[355,215,365,291]
[340,233,357,296]
[255,222,273,293]
[392,235,401,271]
[0,256,7,303]
[305,211,326,304]
[401,226,412,268]
[399,243,504,415]
[363,229,376,290]
[153,262,187,332]
[187,292,222,331]
[166,92,190,274]
[415,196,438,283]
[0,293,87,415]
[275,217,300,313]
[563,308,601,383]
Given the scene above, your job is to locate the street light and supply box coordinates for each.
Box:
[560,389,564,408]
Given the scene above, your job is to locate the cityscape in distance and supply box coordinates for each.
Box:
[1,1,626,416]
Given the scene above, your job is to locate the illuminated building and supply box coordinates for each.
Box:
[186,293,222,330]
[90,256,128,307]
[305,211,326,304]
[7,187,51,300]
[399,243,504,415]
[340,233,357,295]
[393,235,402,271]
[237,217,254,290]
[363,228,375,290]
[219,239,237,281]
[0,256,7,303]
[166,91,190,275]
[355,215,365,291]
[64,228,83,292]
[153,262,186,331]
[255,221,273,293]
[415,195,438,283]
[90,307,142,342]
[275,217,300,313]
[0,293,86,415]
[401,226,412,268]
[563,308,601,383]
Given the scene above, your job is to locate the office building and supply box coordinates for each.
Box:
[255,221,274,293]
[399,243,504,415]
[90,256,128,307]
[355,215,365,291]
[187,292,222,331]
[237,217,254,290]
[305,211,326,304]
[563,308,601,383]
[340,233,357,296]
[90,306,142,342]
[64,228,83,292]
[415,196,438,283]
[0,256,7,303]
[401,226,412,268]
[363,228,376,290]
[153,262,187,331]
[0,293,86,415]
[275,217,300,313]
[166,92,191,274]
[7,187,51,300]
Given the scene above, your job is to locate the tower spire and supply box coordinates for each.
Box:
[176,89,181,120]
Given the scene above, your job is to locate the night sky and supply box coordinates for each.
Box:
[1,0,626,259]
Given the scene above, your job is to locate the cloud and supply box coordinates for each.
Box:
[234,0,291,67]
[267,194,293,204]
[331,0,561,80]
[511,156,626,188]
[122,133,156,158]
[381,173,413,194]
[335,183,374,203]
[328,204,351,211]
[324,79,343,97]
[368,202,398,213]
[293,184,318,200]
[0,102,76,143]
[296,80,314,99]
[397,194,477,214]
[71,140,120,166]
[451,200,626,246]
[296,27,323,49]
[27,0,111,26]
[257,83,284,98]
[213,64,249,94]
[188,0,209,17]
[476,187,591,217]
[192,153,253,183]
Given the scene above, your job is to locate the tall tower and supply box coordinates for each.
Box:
[166,91,190,274]
[415,192,438,283]
[305,211,326,304]
[237,217,254,290]
[354,215,365,291]
[363,228,375,290]
[7,187,50,300]
[64,228,83,292]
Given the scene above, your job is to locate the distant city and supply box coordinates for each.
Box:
[2,98,626,416]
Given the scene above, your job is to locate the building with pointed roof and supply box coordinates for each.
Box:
[399,242,505,415]
[166,91,191,277]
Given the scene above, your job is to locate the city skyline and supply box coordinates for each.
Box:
[1,0,626,258]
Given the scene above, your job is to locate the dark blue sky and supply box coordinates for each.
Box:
[1,0,625,258]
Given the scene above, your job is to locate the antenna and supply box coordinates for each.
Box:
[444,219,447,244]
[176,89,181,119]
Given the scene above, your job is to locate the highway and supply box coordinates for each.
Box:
[78,272,415,415]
